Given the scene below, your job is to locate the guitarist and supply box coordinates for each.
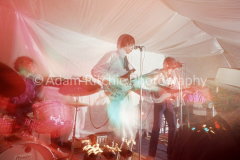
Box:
[91,34,137,141]
[147,57,183,160]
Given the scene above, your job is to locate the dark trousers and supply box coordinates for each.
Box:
[7,104,33,131]
[149,100,176,157]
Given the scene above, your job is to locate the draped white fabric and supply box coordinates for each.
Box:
[162,0,240,59]
[1,0,237,80]
[0,0,240,137]
[1,0,224,58]
[7,11,166,77]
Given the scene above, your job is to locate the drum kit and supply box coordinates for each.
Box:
[0,62,101,159]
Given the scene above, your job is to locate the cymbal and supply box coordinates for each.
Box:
[65,101,88,107]
[58,81,101,96]
[0,62,26,97]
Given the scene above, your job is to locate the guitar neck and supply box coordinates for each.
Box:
[119,69,136,81]
[133,87,193,97]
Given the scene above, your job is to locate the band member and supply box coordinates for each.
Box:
[7,56,43,132]
[91,34,135,82]
[147,57,183,160]
[91,34,137,140]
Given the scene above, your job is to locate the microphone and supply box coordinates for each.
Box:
[166,61,183,70]
[174,61,182,68]
[134,46,144,50]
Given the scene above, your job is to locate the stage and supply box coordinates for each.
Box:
[58,134,168,160]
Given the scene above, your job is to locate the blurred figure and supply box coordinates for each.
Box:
[7,56,43,132]
[146,57,183,160]
[91,34,138,147]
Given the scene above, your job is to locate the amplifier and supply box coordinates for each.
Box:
[88,132,114,147]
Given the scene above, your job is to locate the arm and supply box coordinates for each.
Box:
[92,51,133,84]
[91,52,114,81]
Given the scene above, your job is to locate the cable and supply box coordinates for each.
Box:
[142,103,153,125]
[88,98,109,129]
[89,107,109,129]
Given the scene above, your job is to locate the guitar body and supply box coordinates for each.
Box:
[151,92,172,103]
[102,69,135,100]
[139,87,195,104]
[103,82,132,100]
[138,88,173,103]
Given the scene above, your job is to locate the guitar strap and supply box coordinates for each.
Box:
[124,55,136,82]
[124,56,130,71]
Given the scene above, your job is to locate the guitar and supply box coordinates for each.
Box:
[134,86,196,103]
[102,69,136,100]
[102,69,196,101]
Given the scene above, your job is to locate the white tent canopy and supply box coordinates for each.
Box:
[1,0,240,78]
[0,0,240,137]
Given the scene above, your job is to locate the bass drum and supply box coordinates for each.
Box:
[33,100,73,135]
[0,140,55,160]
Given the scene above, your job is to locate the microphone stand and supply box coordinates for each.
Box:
[138,47,144,160]
[179,63,185,128]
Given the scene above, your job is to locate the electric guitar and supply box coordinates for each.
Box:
[134,86,196,103]
[102,69,196,101]
[102,69,136,100]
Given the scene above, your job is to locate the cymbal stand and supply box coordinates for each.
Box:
[69,96,85,160]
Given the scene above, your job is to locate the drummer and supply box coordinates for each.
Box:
[7,56,44,132]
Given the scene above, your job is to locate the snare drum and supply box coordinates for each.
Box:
[0,140,55,160]
[33,100,73,135]
[0,115,15,136]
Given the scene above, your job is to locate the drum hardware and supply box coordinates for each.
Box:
[59,81,101,160]
[24,117,37,134]
[69,98,88,160]
[65,101,89,107]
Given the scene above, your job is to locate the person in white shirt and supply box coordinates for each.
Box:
[147,57,182,160]
[91,34,138,143]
